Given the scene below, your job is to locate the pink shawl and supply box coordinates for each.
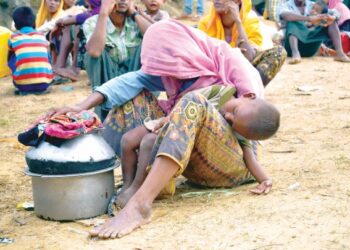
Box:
[141,20,263,113]
[328,0,350,25]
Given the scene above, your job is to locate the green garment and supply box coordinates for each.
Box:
[284,21,328,57]
[84,45,142,120]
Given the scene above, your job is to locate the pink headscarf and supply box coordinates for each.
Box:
[141,20,263,113]
[328,0,350,25]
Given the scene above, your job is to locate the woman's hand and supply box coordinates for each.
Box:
[152,117,169,134]
[224,1,241,22]
[250,179,272,195]
[45,105,83,119]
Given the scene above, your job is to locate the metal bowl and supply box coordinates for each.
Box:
[25,164,119,221]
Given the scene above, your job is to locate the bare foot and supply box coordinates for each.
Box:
[55,67,79,81]
[89,198,151,238]
[115,185,140,208]
[334,55,350,63]
[288,57,301,65]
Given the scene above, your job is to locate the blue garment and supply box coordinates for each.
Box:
[95,70,164,110]
[95,69,197,110]
[184,0,204,15]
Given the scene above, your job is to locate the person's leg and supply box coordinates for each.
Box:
[116,133,158,208]
[119,126,150,188]
[196,0,204,16]
[288,35,302,64]
[327,22,350,62]
[53,26,73,69]
[90,155,180,238]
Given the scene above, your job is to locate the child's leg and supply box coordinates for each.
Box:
[116,133,157,208]
[120,125,150,190]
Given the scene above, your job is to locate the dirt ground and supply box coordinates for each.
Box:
[0,56,350,249]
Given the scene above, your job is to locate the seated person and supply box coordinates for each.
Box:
[52,0,101,81]
[8,7,53,95]
[116,87,276,208]
[36,0,65,35]
[141,0,169,21]
[279,0,350,64]
[198,0,287,87]
[82,0,153,120]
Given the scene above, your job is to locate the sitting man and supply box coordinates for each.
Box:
[279,0,350,64]
[83,0,153,119]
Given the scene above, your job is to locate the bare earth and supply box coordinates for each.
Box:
[0,57,349,249]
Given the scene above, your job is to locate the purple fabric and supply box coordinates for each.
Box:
[75,0,101,25]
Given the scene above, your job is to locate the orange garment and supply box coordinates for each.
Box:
[198,0,263,48]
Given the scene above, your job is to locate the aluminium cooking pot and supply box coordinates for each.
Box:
[25,132,116,175]
[25,165,118,221]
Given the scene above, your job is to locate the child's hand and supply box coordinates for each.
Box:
[152,117,169,134]
[250,179,272,195]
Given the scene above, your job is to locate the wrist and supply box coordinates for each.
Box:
[130,11,140,21]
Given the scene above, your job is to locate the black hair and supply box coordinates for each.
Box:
[246,99,280,140]
[12,6,36,30]
[315,0,328,14]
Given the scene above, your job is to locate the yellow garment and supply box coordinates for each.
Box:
[35,0,64,28]
[198,0,263,48]
[0,27,11,78]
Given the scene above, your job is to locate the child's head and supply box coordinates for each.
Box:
[141,0,165,14]
[310,0,328,15]
[12,7,36,30]
[220,97,280,140]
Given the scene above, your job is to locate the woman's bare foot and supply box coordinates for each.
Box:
[89,197,151,239]
[115,185,140,208]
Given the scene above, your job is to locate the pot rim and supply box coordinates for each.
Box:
[24,162,120,178]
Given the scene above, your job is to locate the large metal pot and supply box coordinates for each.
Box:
[25,165,118,221]
[25,132,116,175]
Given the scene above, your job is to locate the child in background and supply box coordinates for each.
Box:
[141,0,169,21]
[52,0,101,81]
[308,0,339,28]
[8,7,53,95]
[115,89,277,208]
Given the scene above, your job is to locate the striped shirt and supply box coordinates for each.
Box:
[8,27,53,85]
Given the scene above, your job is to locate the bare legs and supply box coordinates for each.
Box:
[327,22,350,62]
[90,156,179,238]
[117,126,158,208]
[53,26,81,81]
[288,35,301,64]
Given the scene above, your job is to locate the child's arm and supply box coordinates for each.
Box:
[242,145,272,195]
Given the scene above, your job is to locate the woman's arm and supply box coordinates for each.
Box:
[224,1,257,61]
[56,16,78,27]
[47,92,105,117]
